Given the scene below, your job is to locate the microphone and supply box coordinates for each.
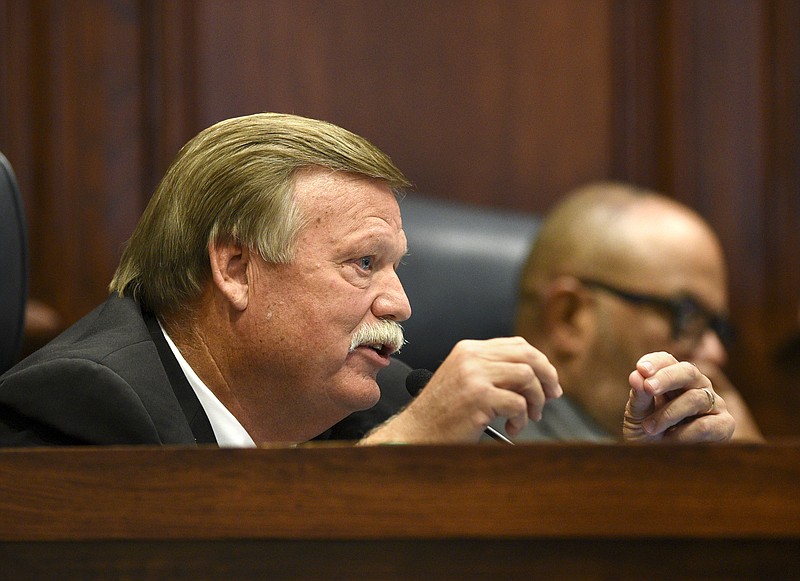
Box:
[405,369,514,445]
[404,368,435,397]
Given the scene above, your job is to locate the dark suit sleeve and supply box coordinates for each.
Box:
[318,357,414,441]
[0,358,168,446]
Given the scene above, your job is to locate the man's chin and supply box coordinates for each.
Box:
[335,373,381,413]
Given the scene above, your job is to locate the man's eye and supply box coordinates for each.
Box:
[357,256,374,271]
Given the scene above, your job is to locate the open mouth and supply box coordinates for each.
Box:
[371,342,395,357]
[357,342,396,357]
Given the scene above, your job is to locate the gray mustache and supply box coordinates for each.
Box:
[349,320,405,354]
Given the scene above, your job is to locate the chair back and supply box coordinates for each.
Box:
[0,152,28,374]
[398,194,540,371]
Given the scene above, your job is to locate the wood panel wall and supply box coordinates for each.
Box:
[1,0,798,436]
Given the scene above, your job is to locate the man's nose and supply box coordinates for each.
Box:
[372,271,412,322]
[693,329,728,367]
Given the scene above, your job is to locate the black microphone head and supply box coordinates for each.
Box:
[405,368,434,397]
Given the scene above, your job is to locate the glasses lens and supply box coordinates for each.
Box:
[711,316,734,348]
[675,298,732,349]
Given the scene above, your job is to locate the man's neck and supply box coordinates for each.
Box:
[562,372,627,439]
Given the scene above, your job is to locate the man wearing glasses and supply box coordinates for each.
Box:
[510,182,763,442]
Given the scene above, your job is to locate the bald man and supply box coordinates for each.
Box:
[509,182,763,442]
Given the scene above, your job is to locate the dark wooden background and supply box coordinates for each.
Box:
[1,0,798,437]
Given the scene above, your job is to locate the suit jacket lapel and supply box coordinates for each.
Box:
[143,311,217,445]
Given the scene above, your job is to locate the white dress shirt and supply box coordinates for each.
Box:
[158,321,256,448]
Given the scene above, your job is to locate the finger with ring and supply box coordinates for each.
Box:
[701,387,716,414]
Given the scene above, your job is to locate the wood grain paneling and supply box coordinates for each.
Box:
[1,0,148,321]
[187,0,615,209]
[610,0,667,187]
[764,0,800,432]
[655,1,799,435]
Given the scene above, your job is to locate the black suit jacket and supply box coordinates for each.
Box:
[0,294,413,446]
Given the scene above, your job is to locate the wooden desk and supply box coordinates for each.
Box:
[1,443,798,579]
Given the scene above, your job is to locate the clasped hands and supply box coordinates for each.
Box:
[623,351,734,442]
[363,338,735,444]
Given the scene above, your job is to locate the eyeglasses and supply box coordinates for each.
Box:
[578,278,734,350]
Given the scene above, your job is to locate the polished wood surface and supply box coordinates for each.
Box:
[0,444,798,579]
[2,444,799,540]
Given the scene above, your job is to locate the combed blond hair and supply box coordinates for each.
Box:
[110,113,410,315]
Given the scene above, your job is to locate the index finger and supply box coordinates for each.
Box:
[457,337,562,398]
[490,336,562,399]
[636,351,709,396]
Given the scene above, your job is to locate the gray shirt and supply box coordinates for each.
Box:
[489,395,615,443]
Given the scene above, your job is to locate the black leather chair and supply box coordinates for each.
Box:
[0,152,28,374]
[397,194,541,371]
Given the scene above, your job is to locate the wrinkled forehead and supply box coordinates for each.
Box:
[292,167,403,234]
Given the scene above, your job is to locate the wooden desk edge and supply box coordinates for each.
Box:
[1,443,797,542]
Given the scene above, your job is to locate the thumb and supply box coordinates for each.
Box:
[625,370,655,420]
[623,370,657,442]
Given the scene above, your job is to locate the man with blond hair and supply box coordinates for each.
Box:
[0,116,734,446]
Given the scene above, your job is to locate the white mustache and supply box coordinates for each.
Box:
[349,320,405,354]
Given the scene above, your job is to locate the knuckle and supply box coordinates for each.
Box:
[452,339,478,355]
[680,360,700,378]
[517,362,536,383]
[651,350,674,363]
[657,366,677,386]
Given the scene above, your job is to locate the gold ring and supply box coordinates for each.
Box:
[701,387,716,414]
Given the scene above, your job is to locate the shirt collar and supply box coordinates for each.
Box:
[157,320,256,448]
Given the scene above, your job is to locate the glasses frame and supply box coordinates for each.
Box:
[578,278,733,349]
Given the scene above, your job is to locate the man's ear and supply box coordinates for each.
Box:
[208,239,251,312]
[541,277,595,356]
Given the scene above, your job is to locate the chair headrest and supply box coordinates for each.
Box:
[397,194,540,371]
[0,152,28,374]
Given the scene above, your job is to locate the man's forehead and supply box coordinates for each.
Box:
[291,169,402,239]
[294,167,392,204]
